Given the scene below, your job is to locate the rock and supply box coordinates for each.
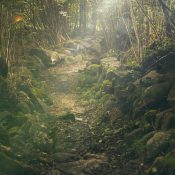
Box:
[140,70,164,87]
[149,150,175,175]
[139,131,155,144]
[146,131,171,162]
[155,110,175,130]
[168,85,175,110]
[144,110,157,124]
[58,154,108,175]
[52,153,81,163]
[125,128,143,144]
[0,152,39,175]
[58,113,75,122]
[143,82,172,106]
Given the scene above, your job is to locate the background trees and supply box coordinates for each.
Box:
[1,0,175,74]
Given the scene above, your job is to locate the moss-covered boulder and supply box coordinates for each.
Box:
[143,82,172,106]
[58,113,76,122]
[155,110,175,130]
[148,150,175,175]
[140,70,164,87]
[144,110,157,125]
[145,131,171,162]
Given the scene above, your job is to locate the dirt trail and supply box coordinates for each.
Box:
[48,60,88,117]
[41,37,110,175]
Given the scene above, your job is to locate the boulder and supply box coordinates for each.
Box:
[125,128,143,144]
[144,110,157,125]
[168,85,175,110]
[155,110,175,130]
[52,153,81,163]
[140,70,164,87]
[146,131,170,162]
[58,113,75,122]
[143,82,172,106]
[149,150,175,175]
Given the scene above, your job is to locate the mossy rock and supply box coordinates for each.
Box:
[143,82,172,105]
[144,110,158,124]
[58,113,75,122]
[148,150,175,175]
[140,70,164,87]
[125,128,143,145]
[145,131,171,163]
[155,110,175,130]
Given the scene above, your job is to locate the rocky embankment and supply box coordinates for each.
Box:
[80,42,175,175]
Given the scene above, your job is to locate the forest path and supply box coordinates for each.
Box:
[42,36,109,175]
[48,59,88,117]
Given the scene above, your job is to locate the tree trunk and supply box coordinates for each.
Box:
[79,0,87,34]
